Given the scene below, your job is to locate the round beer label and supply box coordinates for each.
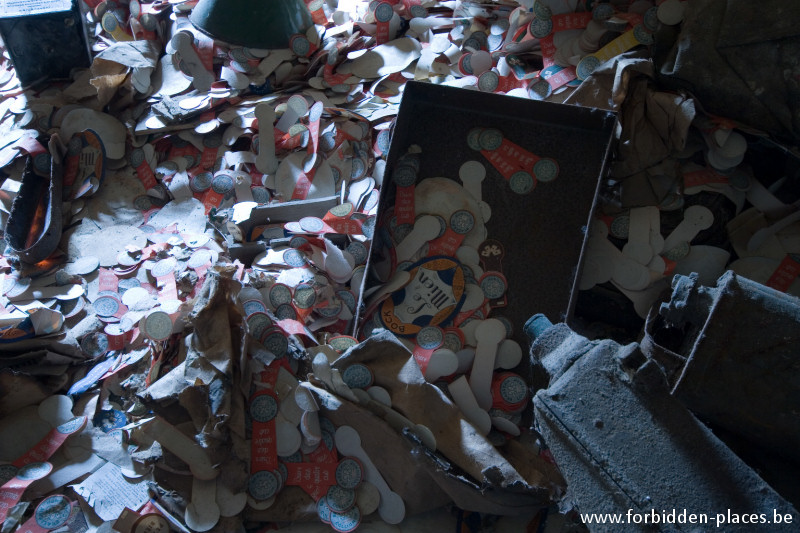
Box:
[250,393,278,423]
[248,470,279,500]
[379,256,466,337]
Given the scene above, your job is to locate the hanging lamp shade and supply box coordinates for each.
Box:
[190,0,313,49]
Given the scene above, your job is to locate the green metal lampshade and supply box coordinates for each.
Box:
[190,0,313,49]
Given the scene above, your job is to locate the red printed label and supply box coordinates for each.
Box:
[276,319,307,338]
[683,168,729,189]
[427,228,467,257]
[291,168,317,200]
[168,143,198,161]
[394,185,415,226]
[64,153,79,187]
[305,440,337,464]
[494,74,530,94]
[412,345,435,374]
[15,136,46,157]
[195,36,215,72]
[285,463,337,501]
[134,160,158,190]
[323,64,351,87]
[0,463,54,524]
[201,189,225,214]
[766,255,800,293]
[481,149,519,180]
[539,35,556,68]
[323,217,364,235]
[250,389,278,473]
[375,2,393,46]
[156,274,178,301]
[12,418,86,468]
[305,0,328,25]
[496,138,540,171]
[552,12,592,31]
[98,268,119,292]
[543,66,577,90]
[200,145,218,171]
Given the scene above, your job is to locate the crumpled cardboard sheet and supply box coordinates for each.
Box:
[139,271,250,497]
[654,0,800,146]
[324,331,564,514]
[1,1,797,531]
[565,51,695,180]
[89,41,162,109]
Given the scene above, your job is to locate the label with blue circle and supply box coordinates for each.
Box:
[450,210,475,235]
[500,374,528,405]
[17,462,53,481]
[243,299,267,317]
[247,312,273,340]
[191,171,213,192]
[346,242,368,265]
[35,495,72,529]
[93,295,121,317]
[480,273,507,300]
[330,505,361,533]
[250,393,278,423]
[248,470,279,500]
[576,55,601,80]
[317,496,332,524]
[326,484,356,512]
[130,148,145,168]
[533,158,559,182]
[374,2,394,23]
[337,290,357,312]
[592,2,614,21]
[478,71,499,93]
[393,165,417,187]
[56,415,88,435]
[643,6,659,31]
[299,217,325,233]
[351,158,366,180]
[409,4,427,18]
[269,284,293,307]
[293,284,317,309]
[342,364,373,389]
[262,329,289,358]
[283,249,307,268]
[328,335,358,353]
[335,457,363,489]
[211,173,235,194]
[416,326,444,350]
[529,17,553,38]
[533,1,552,19]
[467,128,484,151]
[252,186,270,203]
[291,35,311,56]
[610,215,630,240]
[528,79,552,101]
[479,129,503,151]
[633,24,654,45]
[509,171,535,194]
[275,304,297,320]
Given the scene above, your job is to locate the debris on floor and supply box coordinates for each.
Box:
[0,0,799,532]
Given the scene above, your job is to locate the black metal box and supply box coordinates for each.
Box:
[359,82,616,346]
[0,0,91,87]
